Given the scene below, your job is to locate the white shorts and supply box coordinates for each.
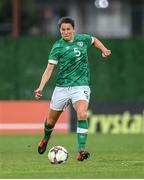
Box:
[50,86,91,111]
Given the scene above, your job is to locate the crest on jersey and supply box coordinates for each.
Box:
[77,41,83,47]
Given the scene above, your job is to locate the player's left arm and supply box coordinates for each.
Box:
[93,37,111,58]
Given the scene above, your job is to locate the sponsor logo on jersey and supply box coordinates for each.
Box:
[66,46,70,50]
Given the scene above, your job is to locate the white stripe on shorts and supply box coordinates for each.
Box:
[77,127,88,134]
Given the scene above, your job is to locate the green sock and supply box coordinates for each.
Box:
[77,120,88,152]
[43,120,54,140]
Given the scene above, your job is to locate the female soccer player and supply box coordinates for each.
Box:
[35,17,111,161]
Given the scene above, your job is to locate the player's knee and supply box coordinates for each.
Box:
[77,110,87,120]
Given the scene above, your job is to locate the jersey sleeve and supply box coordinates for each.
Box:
[83,34,94,47]
[48,43,59,65]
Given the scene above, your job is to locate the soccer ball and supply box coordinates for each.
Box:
[48,146,68,164]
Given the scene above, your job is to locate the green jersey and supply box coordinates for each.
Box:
[48,34,94,87]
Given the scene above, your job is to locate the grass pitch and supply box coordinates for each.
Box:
[0,133,144,179]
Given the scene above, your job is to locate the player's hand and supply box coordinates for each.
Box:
[35,88,42,100]
[102,49,111,58]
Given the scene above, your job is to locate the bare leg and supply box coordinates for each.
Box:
[46,108,63,126]
[74,100,89,120]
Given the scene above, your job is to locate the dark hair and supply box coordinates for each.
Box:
[58,16,75,29]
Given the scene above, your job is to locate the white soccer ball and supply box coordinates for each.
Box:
[48,146,68,164]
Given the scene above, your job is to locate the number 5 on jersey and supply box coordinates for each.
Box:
[74,48,81,57]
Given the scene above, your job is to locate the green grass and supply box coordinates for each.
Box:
[0,133,144,179]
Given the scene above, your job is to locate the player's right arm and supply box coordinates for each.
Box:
[35,63,55,100]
